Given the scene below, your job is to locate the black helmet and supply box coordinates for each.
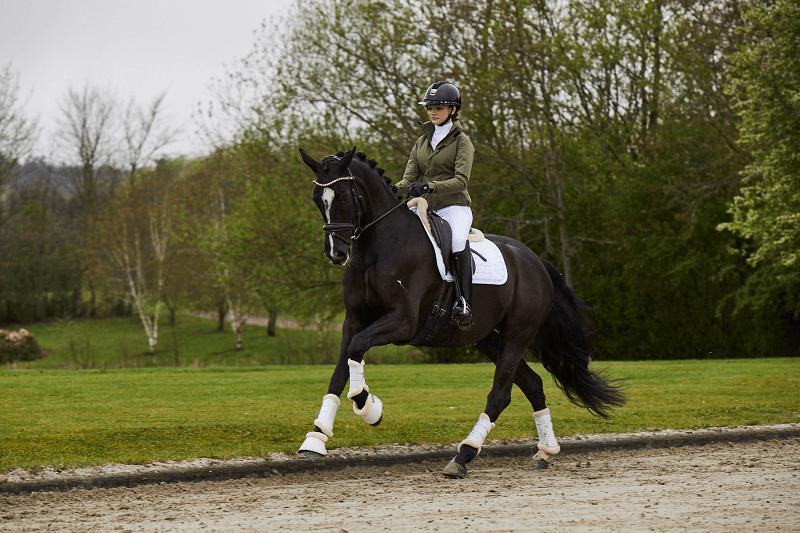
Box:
[418,81,461,110]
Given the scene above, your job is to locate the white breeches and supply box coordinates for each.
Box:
[434,205,473,252]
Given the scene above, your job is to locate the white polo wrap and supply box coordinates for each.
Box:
[458,413,495,455]
[346,358,369,399]
[314,394,340,437]
[533,408,561,455]
[299,431,329,455]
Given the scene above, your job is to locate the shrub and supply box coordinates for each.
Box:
[0,328,44,364]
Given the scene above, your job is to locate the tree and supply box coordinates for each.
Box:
[0,63,39,221]
[96,159,180,353]
[174,150,257,351]
[213,0,784,359]
[122,92,180,179]
[225,139,346,330]
[719,0,800,321]
[0,159,81,323]
[56,83,119,218]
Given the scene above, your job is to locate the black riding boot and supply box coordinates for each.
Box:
[451,245,473,331]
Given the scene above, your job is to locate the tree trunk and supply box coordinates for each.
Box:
[268,309,278,337]
[216,297,227,333]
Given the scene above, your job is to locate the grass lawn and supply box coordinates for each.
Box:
[1,358,798,471]
[6,314,415,369]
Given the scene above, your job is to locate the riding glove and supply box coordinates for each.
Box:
[409,182,429,197]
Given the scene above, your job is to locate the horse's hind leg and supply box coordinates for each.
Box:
[476,337,560,462]
[513,360,560,459]
[444,342,523,478]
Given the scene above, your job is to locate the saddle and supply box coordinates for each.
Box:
[426,210,453,274]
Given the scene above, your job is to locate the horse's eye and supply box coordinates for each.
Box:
[340,193,350,202]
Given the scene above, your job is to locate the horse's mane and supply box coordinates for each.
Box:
[325,151,400,198]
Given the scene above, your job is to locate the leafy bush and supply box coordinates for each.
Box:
[0,328,44,364]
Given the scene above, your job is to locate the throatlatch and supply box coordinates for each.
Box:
[347,359,383,426]
[532,407,560,459]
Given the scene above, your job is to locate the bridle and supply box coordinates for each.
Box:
[312,158,405,245]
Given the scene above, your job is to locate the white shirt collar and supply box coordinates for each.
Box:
[431,121,453,150]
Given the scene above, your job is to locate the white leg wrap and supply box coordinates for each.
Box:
[346,358,369,399]
[299,431,328,455]
[534,408,560,455]
[458,413,495,455]
[353,392,383,425]
[313,394,340,437]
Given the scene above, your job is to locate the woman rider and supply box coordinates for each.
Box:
[394,81,475,331]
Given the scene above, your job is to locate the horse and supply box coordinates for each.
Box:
[297,146,626,477]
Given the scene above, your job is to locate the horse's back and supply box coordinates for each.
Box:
[482,233,555,328]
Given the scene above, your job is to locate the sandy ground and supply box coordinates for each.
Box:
[2,436,798,532]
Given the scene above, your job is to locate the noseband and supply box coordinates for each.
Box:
[312,159,405,246]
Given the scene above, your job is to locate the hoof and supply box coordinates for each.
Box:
[443,458,467,479]
[370,412,383,427]
[298,450,324,459]
[532,449,552,469]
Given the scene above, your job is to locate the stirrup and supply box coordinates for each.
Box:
[451,297,472,330]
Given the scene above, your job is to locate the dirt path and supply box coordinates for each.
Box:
[2,437,798,532]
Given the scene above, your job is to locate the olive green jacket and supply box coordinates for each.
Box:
[396,120,474,211]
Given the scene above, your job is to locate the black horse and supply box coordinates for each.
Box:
[298,147,625,477]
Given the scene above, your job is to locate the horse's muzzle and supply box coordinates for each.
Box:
[329,250,349,266]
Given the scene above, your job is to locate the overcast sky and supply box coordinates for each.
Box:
[0,0,295,160]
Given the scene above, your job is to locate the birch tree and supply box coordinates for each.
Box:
[175,150,254,351]
[99,160,179,353]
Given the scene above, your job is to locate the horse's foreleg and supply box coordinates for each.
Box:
[298,393,341,456]
[342,310,417,424]
[346,358,383,425]
[298,327,355,457]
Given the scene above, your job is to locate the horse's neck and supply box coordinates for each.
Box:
[351,204,430,269]
[359,183,397,223]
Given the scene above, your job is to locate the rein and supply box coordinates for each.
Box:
[312,161,404,244]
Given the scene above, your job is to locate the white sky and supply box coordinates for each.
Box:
[0,0,295,160]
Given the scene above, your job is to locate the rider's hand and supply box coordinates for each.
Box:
[409,182,429,197]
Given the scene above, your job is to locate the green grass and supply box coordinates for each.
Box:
[5,314,416,369]
[1,358,798,471]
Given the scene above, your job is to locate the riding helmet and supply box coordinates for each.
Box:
[418,81,461,110]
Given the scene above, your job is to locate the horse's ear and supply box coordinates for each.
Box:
[338,146,357,170]
[299,148,319,173]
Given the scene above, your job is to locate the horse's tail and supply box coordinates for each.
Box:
[531,259,627,418]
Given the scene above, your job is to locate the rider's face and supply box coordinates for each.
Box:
[427,105,453,125]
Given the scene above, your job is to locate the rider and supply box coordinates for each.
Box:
[395,81,475,331]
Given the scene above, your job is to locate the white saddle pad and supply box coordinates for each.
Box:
[409,200,508,286]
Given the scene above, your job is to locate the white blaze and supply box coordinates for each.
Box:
[322,187,335,253]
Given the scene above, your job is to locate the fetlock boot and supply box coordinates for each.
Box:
[451,246,473,331]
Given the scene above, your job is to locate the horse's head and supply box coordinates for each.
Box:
[300,146,359,266]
